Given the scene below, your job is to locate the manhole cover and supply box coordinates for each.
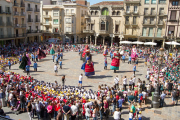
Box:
[154,110,161,115]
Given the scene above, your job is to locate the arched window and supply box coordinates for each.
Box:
[112,11,116,15]
[91,11,94,15]
[101,8,109,16]
[95,11,98,15]
[117,11,120,15]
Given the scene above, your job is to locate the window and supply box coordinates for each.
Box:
[150,17,154,24]
[101,8,109,15]
[112,11,116,15]
[53,28,58,32]
[66,18,71,23]
[151,0,156,4]
[151,8,155,15]
[134,6,137,13]
[142,28,147,36]
[159,8,164,15]
[91,11,94,15]
[172,1,178,6]
[159,0,166,4]
[51,1,56,5]
[46,11,48,15]
[0,6,2,13]
[170,11,176,20]
[36,26,38,31]
[126,16,129,24]
[46,27,49,31]
[144,8,148,15]
[6,7,10,13]
[117,11,120,15]
[45,19,49,24]
[149,28,153,37]
[168,26,175,35]
[145,0,149,4]
[144,17,148,24]
[53,19,58,24]
[66,9,69,14]
[133,16,137,24]
[0,28,3,36]
[159,17,163,24]
[65,27,71,32]
[157,28,162,37]
[95,11,98,15]
[53,10,58,16]
[115,25,119,32]
[71,9,74,13]
[6,17,10,23]
[101,21,105,30]
[126,6,130,13]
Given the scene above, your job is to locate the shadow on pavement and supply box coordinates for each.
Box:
[89,75,113,79]
[116,71,133,73]
[142,116,150,120]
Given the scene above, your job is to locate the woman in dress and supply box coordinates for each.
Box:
[110,48,120,73]
[19,54,28,71]
[37,46,46,60]
[50,43,55,55]
[26,52,31,65]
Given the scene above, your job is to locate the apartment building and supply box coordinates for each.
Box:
[25,0,41,43]
[139,0,168,46]
[83,1,124,46]
[40,0,88,43]
[13,0,26,45]
[165,0,180,44]
[0,0,14,45]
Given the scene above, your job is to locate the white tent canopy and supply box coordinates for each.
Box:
[132,41,144,44]
[119,41,132,44]
[144,42,157,45]
[165,41,180,45]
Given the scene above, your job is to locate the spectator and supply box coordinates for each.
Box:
[118,96,122,112]
[160,91,166,107]
[20,92,26,112]
[63,101,71,120]
[85,105,90,120]
[71,102,78,120]
[114,75,119,89]
[27,102,32,120]
[56,109,63,120]
[113,108,121,120]
[123,76,127,91]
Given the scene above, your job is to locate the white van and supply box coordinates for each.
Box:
[46,38,61,44]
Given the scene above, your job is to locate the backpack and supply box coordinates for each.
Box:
[140,95,143,100]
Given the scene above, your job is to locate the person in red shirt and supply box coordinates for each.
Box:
[54,102,60,119]
[116,93,119,101]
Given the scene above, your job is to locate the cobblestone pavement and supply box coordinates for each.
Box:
[3,52,180,120]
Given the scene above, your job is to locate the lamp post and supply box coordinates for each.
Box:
[152,48,165,108]
[150,54,154,68]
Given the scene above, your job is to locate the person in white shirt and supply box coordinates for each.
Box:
[132,76,136,90]
[78,74,83,88]
[71,102,78,120]
[35,101,41,120]
[54,64,58,76]
[129,78,133,90]
[114,75,119,89]
[113,108,121,120]
[123,76,127,91]
[85,105,91,120]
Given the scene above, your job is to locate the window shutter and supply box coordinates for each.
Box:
[170,11,176,20]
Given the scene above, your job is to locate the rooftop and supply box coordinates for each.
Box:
[92,1,123,6]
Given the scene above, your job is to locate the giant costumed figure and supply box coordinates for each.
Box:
[19,54,28,71]
[131,45,138,62]
[81,50,95,77]
[80,45,90,62]
[37,45,46,60]
[110,48,120,73]
[50,43,55,55]
[26,52,31,65]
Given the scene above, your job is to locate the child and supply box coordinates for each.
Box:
[8,59,11,70]
[31,53,34,61]
[59,60,62,69]
[137,111,142,120]
[56,56,58,64]
[135,58,138,65]
[19,54,22,64]
[52,55,55,62]
[60,52,63,60]
[122,55,125,63]
[54,64,58,76]
[128,55,131,64]
[129,109,133,120]
[104,56,107,70]
[110,52,113,60]
[35,54,38,62]
[33,62,37,71]
[26,64,30,75]
[136,105,142,118]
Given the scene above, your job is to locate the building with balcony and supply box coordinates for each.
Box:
[40,0,88,43]
[0,0,14,45]
[25,0,41,43]
[165,0,180,45]
[83,1,124,46]
[139,0,168,47]
[13,0,26,45]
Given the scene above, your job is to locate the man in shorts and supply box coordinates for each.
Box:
[54,64,58,76]
[78,74,83,88]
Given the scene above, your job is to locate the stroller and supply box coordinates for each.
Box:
[12,101,21,115]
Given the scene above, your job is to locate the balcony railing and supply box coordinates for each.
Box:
[20,3,25,7]
[42,30,51,33]
[14,3,19,6]
[15,34,26,37]
[99,30,108,34]
[159,12,166,16]
[0,22,5,26]
[66,21,72,24]
[6,22,12,26]
[65,13,75,16]
[132,21,137,25]
[168,19,178,22]
[27,19,33,22]
[5,11,11,14]
[14,24,20,28]
[114,31,120,34]
[21,24,26,28]
[53,30,59,34]
[20,12,25,16]
[87,20,95,24]
[43,15,51,18]
[14,12,19,15]
[158,21,164,25]
[0,11,5,14]
[125,21,130,25]
[27,8,33,11]
[34,9,40,12]
[35,19,40,22]
[43,22,51,26]
[85,15,90,19]
[0,34,16,39]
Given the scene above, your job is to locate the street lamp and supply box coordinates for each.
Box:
[152,48,165,108]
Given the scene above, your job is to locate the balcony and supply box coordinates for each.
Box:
[6,22,12,27]
[0,22,5,26]
[100,15,111,20]
[43,15,51,18]
[35,19,40,22]
[43,22,51,26]
[144,12,156,16]
[85,15,90,19]
[0,34,15,39]
[83,29,95,33]
[168,19,178,22]
[66,21,72,24]
[87,20,95,24]
[81,22,84,25]
[114,31,120,35]
[0,11,6,14]
[143,21,155,26]
[124,0,141,3]
[14,3,19,6]
[42,30,51,33]
[21,24,26,28]
[34,9,40,12]
[123,11,131,15]
[159,12,167,16]
[132,11,139,15]
[27,19,33,23]
[132,21,138,26]
[99,30,109,34]
[65,13,75,16]
[27,30,40,34]
[27,8,33,11]
[20,12,25,16]
[65,32,73,34]
[15,34,26,38]
[14,24,21,28]
[5,11,11,14]
[81,14,84,17]
[14,12,19,16]
[20,3,25,7]
[158,21,164,25]
[53,30,60,34]
[125,21,130,25]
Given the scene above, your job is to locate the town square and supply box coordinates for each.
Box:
[0,0,180,120]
